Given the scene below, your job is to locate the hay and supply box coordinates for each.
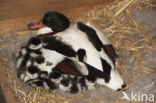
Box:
[0,0,156,102]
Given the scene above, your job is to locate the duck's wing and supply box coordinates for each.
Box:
[56,58,88,76]
[42,36,77,57]
[103,44,118,66]
[85,22,110,45]
[42,36,89,75]
[81,22,118,66]
[77,22,103,51]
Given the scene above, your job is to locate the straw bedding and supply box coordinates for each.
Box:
[0,0,155,103]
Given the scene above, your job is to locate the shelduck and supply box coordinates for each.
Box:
[16,11,126,93]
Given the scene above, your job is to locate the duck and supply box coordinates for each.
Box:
[27,12,114,73]
[16,11,126,93]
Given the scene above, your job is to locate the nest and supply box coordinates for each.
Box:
[0,0,155,103]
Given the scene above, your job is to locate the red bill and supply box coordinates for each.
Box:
[28,20,45,30]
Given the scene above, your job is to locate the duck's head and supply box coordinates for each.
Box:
[28,11,70,33]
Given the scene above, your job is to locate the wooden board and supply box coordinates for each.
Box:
[0,0,114,32]
[0,62,17,103]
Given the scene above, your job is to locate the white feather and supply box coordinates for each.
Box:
[16,58,23,68]
[103,69,124,91]
[40,48,65,71]
[21,48,27,55]
[28,43,42,50]
[37,27,53,35]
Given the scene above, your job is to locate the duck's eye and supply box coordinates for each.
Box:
[45,16,52,22]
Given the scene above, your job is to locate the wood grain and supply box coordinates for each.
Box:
[0,0,114,32]
[0,62,17,103]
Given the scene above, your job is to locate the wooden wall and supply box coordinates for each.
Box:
[0,0,114,32]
